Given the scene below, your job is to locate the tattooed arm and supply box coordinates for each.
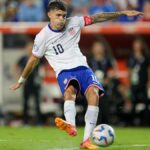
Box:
[91,10,143,24]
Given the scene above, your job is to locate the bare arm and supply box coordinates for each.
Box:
[91,10,143,24]
[10,55,40,91]
[21,55,39,78]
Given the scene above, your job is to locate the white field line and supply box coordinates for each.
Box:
[46,145,150,150]
[0,140,150,149]
[112,144,150,147]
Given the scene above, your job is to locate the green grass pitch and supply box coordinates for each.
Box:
[0,127,150,150]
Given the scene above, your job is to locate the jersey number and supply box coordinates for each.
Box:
[53,44,64,55]
[91,75,98,82]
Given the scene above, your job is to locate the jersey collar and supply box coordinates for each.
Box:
[48,23,65,33]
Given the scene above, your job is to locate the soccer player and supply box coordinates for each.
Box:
[10,1,143,149]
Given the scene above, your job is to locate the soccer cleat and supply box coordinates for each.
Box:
[55,117,77,137]
[80,138,99,150]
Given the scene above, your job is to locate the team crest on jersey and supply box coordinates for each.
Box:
[64,78,68,84]
[68,27,76,35]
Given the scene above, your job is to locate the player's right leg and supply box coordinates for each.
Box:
[55,83,78,137]
[80,86,100,149]
[79,68,104,149]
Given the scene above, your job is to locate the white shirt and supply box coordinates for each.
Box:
[32,16,89,77]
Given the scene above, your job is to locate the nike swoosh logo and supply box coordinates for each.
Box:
[90,122,95,125]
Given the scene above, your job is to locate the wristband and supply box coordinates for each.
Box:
[18,76,26,84]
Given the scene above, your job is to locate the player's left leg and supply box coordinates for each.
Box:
[80,86,100,149]
[55,79,79,137]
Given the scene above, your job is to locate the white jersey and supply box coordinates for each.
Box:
[32,16,91,77]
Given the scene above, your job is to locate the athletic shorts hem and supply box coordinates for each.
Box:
[84,84,104,97]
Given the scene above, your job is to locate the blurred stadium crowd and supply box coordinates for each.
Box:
[0,0,150,127]
[0,0,150,22]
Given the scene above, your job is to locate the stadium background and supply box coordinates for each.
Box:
[0,0,150,128]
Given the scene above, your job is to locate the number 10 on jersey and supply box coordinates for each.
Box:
[53,44,64,55]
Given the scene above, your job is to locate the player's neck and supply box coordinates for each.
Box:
[48,23,65,32]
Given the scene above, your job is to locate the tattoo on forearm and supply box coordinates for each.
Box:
[92,12,125,23]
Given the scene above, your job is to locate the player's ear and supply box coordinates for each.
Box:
[47,12,51,18]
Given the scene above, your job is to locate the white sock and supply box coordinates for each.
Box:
[64,100,76,126]
[83,105,99,141]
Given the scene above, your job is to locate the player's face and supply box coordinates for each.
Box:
[48,9,67,30]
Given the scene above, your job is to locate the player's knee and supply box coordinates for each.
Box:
[86,86,100,105]
[64,92,76,100]
[87,86,99,98]
[93,87,100,99]
[64,85,77,100]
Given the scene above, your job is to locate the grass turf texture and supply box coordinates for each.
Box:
[0,127,150,150]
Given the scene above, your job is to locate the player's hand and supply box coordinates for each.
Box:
[9,82,22,91]
[123,10,144,17]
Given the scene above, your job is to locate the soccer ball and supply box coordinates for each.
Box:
[92,124,115,147]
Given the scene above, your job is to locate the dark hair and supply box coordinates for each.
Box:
[48,0,67,12]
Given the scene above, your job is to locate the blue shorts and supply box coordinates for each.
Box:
[57,66,104,96]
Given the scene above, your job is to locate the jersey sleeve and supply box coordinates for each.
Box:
[32,30,46,58]
[72,16,93,28]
